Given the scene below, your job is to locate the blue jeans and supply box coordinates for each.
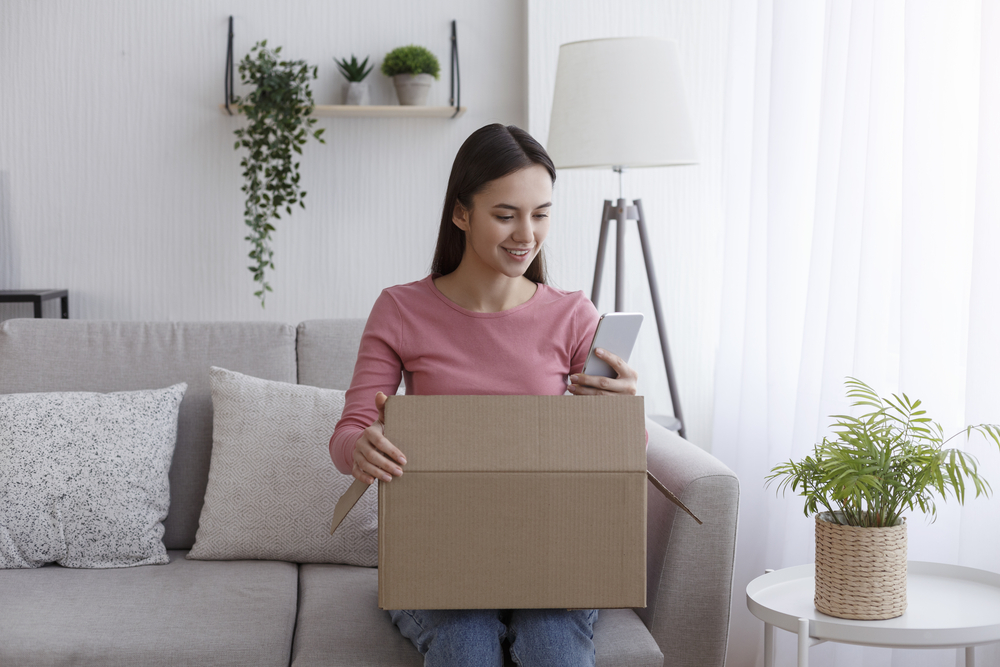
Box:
[390,608,598,667]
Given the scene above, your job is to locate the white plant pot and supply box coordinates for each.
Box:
[392,73,433,106]
[345,81,370,106]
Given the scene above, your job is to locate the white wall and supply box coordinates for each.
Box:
[0,0,527,322]
[1,0,730,448]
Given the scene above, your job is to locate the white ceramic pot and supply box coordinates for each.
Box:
[392,73,433,106]
[345,81,370,105]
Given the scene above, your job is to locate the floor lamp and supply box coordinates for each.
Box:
[547,37,698,437]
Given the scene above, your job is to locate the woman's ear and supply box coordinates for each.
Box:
[452,201,471,231]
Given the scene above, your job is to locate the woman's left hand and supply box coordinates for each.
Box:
[567,347,638,396]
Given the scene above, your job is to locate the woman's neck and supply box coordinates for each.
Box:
[434,263,538,313]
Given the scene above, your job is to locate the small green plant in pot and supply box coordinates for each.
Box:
[767,377,1000,620]
[381,45,441,106]
[336,54,373,105]
[232,41,326,306]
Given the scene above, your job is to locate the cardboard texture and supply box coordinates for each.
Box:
[388,395,646,610]
[330,394,699,610]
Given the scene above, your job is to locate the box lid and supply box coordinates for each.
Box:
[330,394,702,536]
[385,395,646,473]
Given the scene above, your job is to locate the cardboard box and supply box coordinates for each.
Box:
[332,394,698,610]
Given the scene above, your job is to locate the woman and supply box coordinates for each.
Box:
[329,123,638,667]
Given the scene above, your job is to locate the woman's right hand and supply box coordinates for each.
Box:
[351,391,407,485]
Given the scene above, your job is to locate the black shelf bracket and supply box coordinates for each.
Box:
[450,20,461,118]
[224,16,235,115]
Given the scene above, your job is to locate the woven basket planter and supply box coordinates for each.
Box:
[814,512,907,620]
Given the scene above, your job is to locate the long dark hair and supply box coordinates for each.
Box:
[431,124,556,283]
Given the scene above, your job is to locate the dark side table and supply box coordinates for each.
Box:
[0,290,69,318]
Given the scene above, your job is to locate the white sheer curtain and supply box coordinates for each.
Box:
[714,1,1000,665]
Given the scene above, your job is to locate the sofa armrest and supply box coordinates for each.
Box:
[638,418,739,667]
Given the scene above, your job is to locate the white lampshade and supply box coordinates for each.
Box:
[547,37,698,169]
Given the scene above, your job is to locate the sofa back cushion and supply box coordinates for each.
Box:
[0,320,297,550]
[295,320,366,390]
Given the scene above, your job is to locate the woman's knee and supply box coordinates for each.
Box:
[391,609,506,666]
[507,608,598,667]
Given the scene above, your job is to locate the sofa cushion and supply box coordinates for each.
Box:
[0,550,297,667]
[292,564,664,667]
[590,609,665,667]
[187,367,377,565]
[0,320,298,550]
[295,319,367,390]
[0,384,186,568]
[292,564,425,667]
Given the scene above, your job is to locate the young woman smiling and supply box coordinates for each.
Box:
[329,123,638,667]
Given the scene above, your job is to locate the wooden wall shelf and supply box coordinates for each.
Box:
[220,104,466,119]
[222,18,463,120]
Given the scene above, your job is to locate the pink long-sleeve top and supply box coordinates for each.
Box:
[330,274,601,474]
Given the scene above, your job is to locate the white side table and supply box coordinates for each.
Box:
[746,561,1000,667]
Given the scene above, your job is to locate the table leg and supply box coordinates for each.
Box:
[966,646,975,667]
[762,568,775,667]
[797,617,810,667]
[32,297,42,319]
[60,295,68,319]
[764,622,774,667]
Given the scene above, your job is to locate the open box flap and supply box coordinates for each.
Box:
[331,477,369,535]
[646,470,702,524]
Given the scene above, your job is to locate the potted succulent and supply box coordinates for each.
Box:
[335,54,374,105]
[766,378,1000,620]
[380,44,441,106]
[232,41,325,306]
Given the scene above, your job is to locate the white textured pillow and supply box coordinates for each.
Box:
[0,383,187,569]
[187,367,376,565]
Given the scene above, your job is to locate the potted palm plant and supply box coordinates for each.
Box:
[335,54,373,105]
[767,378,1000,620]
[380,44,441,106]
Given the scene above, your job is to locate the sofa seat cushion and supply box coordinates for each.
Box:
[591,608,665,667]
[0,550,297,667]
[292,564,423,667]
[292,564,664,667]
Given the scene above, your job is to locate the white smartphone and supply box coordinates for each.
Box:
[581,312,644,378]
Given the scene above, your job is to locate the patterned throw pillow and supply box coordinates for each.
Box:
[187,367,377,565]
[0,384,187,568]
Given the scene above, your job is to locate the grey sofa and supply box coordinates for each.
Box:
[0,318,739,667]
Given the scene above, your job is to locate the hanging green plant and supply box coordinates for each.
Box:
[232,40,325,306]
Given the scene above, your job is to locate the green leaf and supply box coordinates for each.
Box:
[766,377,998,527]
[233,39,323,306]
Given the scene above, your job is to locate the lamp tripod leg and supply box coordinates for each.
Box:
[591,201,613,307]
[615,198,627,312]
[634,199,685,438]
